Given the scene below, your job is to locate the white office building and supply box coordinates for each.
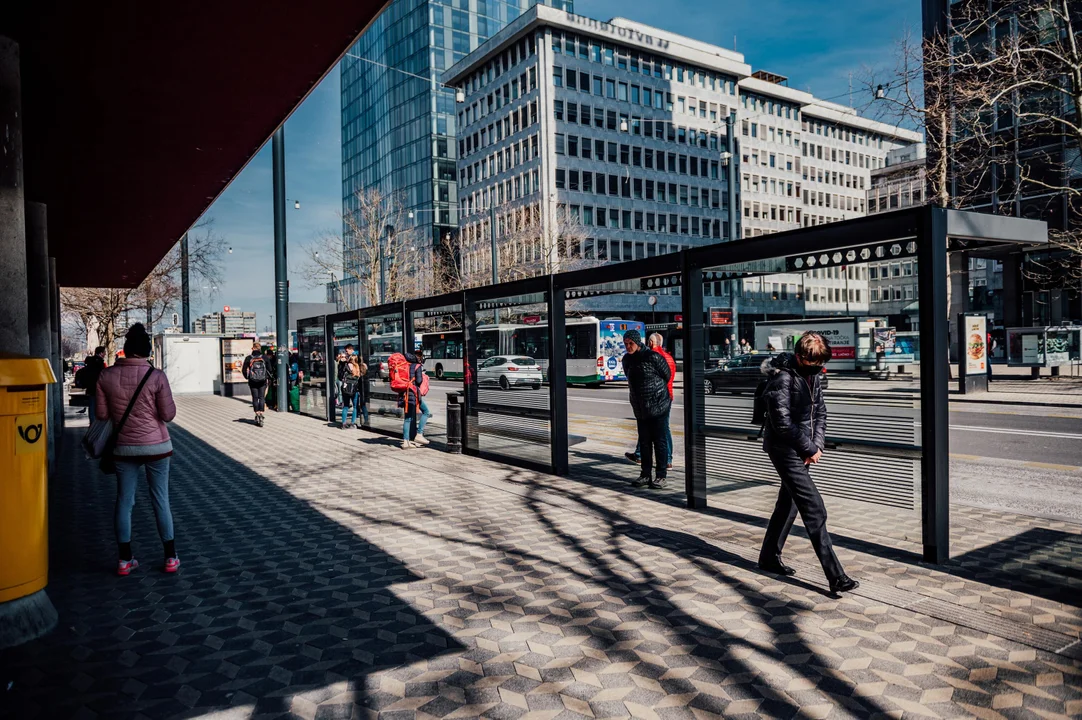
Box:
[443,6,921,326]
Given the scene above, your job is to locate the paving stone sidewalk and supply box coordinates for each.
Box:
[1,396,1080,719]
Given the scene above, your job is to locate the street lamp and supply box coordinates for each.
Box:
[380,224,394,304]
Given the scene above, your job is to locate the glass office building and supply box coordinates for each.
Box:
[341,0,572,307]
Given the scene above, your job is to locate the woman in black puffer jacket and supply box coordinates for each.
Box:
[621,330,672,488]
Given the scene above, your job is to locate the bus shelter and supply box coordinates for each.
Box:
[682,207,1044,563]
[300,207,1045,562]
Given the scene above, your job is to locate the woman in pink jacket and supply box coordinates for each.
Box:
[95,323,179,576]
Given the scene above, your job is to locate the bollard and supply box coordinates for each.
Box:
[446,393,463,453]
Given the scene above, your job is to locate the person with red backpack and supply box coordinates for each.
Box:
[241,343,269,427]
[389,351,430,449]
[412,351,433,445]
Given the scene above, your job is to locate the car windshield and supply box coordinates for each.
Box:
[511,357,536,366]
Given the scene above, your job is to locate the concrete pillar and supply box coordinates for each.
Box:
[0,36,58,651]
[947,252,969,363]
[0,36,28,354]
[1002,253,1022,328]
[25,202,54,470]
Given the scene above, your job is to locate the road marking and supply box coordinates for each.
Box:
[951,454,1082,472]
[1025,462,1082,472]
[951,425,1082,440]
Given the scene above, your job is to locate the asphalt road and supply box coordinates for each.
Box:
[426,378,1082,521]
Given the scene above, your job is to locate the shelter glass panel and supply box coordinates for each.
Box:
[464,291,552,470]
[697,240,924,553]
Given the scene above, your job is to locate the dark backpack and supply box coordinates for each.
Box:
[341,373,359,396]
[751,377,769,428]
[248,356,268,383]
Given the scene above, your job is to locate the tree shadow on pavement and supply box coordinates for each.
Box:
[314,467,896,718]
[0,424,461,720]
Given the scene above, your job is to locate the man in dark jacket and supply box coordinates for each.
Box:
[74,346,106,416]
[621,329,672,489]
[626,333,677,469]
[759,332,858,594]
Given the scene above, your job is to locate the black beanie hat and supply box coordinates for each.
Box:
[123,323,152,358]
[623,329,642,346]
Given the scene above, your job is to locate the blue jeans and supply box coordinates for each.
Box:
[115,457,174,545]
[402,393,431,440]
[341,391,368,426]
[634,409,673,464]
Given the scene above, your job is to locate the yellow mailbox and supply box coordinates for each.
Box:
[0,354,56,604]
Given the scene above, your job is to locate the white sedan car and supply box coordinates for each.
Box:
[478,356,543,390]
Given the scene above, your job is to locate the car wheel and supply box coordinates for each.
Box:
[706,379,716,394]
[532,383,541,390]
[435,364,444,380]
[499,375,510,390]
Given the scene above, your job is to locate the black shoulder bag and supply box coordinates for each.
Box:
[100,367,155,475]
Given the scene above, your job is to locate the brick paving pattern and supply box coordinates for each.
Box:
[1,395,1080,719]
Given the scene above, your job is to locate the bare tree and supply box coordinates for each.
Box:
[954,0,1082,289]
[299,187,426,309]
[862,5,1082,356]
[444,203,598,291]
[61,220,226,356]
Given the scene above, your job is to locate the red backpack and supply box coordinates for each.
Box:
[387,353,413,393]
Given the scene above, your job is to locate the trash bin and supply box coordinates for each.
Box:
[0,354,56,606]
[446,392,463,454]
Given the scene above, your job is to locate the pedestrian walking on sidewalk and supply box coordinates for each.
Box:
[339,350,369,429]
[621,329,672,489]
[757,331,858,594]
[95,323,180,577]
[626,333,676,469]
[241,343,269,427]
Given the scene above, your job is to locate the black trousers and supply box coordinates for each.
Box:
[636,412,669,479]
[760,447,845,582]
[249,383,265,412]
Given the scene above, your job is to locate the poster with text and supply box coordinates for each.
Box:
[221,338,251,384]
[963,316,987,374]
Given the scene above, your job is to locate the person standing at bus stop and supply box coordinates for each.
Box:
[621,329,671,489]
[757,331,858,594]
[625,333,676,469]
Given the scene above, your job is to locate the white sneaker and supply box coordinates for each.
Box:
[400,440,413,450]
[413,434,430,446]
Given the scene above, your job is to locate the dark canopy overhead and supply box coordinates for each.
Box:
[3,1,386,287]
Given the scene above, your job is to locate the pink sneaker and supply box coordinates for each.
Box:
[117,558,139,576]
[164,556,180,573]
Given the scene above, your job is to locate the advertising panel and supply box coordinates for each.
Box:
[708,307,733,326]
[963,316,987,374]
[754,320,857,368]
[599,320,646,381]
[221,338,252,384]
[872,327,896,352]
[1021,334,1041,364]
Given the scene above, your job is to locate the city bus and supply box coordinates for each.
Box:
[417,316,645,385]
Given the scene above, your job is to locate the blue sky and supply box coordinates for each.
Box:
[193,0,921,328]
